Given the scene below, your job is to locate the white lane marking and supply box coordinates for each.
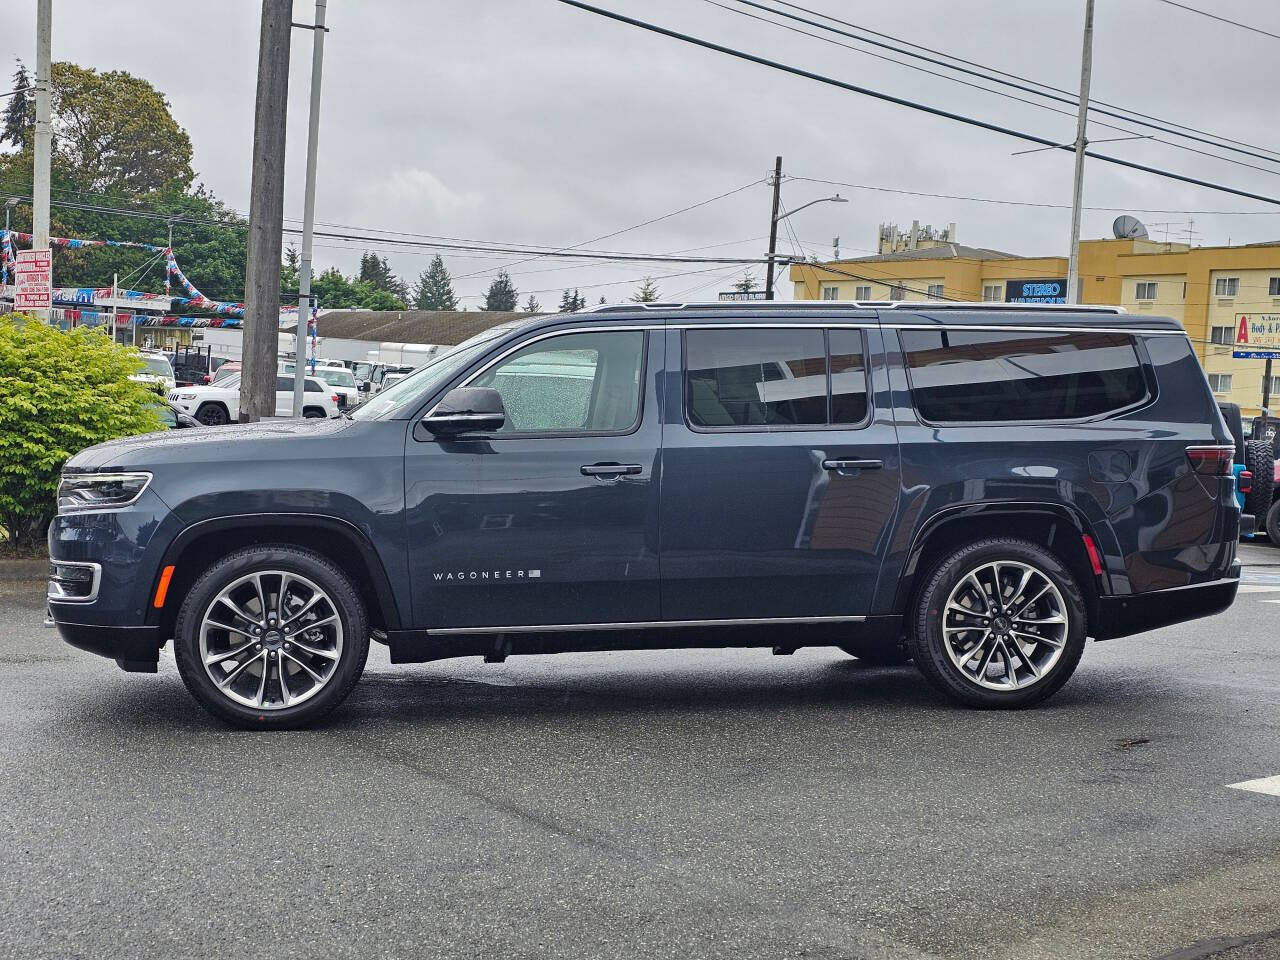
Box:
[1228,775,1280,797]
[1238,585,1280,593]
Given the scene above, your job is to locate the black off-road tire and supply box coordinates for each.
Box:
[1243,437,1274,522]
[194,402,230,426]
[1266,499,1280,545]
[173,544,369,728]
[907,538,1088,709]
[839,638,911,665]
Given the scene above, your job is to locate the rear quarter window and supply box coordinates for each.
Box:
[900,329,1148,423]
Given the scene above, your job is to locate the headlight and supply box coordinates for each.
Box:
[57,472,152,512]
[176,392,198,400]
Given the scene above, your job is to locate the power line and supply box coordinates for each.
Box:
[550,0,1280,207]
[1150,0,1280,42]
[786,174,1280,215]
[757,0,1280,163]
[717,0,1280,175]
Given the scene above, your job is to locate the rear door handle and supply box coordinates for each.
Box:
[581,463,643,478]
[822,459,884,471]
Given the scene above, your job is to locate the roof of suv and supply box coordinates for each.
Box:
[505,300,1185,335]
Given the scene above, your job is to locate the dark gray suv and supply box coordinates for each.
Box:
[48,302,1241,726]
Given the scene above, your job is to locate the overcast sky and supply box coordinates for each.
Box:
[5,0,1280,306]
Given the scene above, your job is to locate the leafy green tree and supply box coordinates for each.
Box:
[413,255,458,310]
[523,295,540,313]
[631,277,660,302]
[281,245,300,296]
[483,269,519,311]
[361,286,408,311]
[0,316,160,552]
[1,61,32,151]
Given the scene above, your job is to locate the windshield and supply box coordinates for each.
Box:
[352,362,373,380]
[351,326,515,421]
[142,356,173,377]
[318,369,356,387]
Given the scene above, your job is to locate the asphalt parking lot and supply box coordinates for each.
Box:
[2,547,1279,960]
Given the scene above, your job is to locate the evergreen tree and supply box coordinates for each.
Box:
[559,288,587,312]
[412,255,458,310]
[598,296,607,305]
[358,251,408,301]
[631,277,660,303]
[1,61,32,151]
[733,272,758,293]
[483,269,519,311]
[523,295,541,313]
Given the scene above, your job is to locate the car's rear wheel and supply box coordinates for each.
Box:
[1243,437,1274,523]
[907,538,1087,708]
[1266,499,1280,545]
[302,406,326,419]
[173,545,369,728]
[194,402,229,426]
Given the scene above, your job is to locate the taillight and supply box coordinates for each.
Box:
[332,394,339,404]
[1186,446,1234,476]
[1239,470,1253,495]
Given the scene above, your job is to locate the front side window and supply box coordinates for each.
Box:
[901,329,1147,423]
[471,330,644,435]
[684,328,868,429]
[1216,277,1240,297]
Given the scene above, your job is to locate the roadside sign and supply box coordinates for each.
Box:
[1232,313,1280,359]
[718,290,766,301]
[14,249,52,311]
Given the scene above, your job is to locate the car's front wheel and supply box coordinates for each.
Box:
[907,538,1086,708]
[194,402,229,426]
[173,545,369,728]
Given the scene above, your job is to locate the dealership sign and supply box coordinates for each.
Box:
[14,249,52,310]
[1005,278,1066,303]
[1233,313,1280,360]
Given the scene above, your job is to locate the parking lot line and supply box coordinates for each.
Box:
[1227,775,1280,797]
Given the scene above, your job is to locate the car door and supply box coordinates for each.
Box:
[405,324,663,630]
[659,321,900,622]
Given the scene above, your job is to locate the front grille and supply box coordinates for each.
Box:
[168,391,180,402]
[48,561,101,603]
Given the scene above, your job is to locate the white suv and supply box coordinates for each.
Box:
[169,373,340,425]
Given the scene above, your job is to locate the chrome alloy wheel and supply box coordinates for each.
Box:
[199,570,344,711]
[941,560,1068,691]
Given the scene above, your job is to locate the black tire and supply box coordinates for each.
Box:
[173,544,369,728]
[907,538,1087,709]
[1266,499,1280,545]
[1243,437,1274,522]
[839,638,911,665]
[302,407,326,419]
[194,402,230,426]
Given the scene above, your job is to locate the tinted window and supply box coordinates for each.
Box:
[901,329,1147,422]
[472,330,644,434]
[686,329,827,427]
[829,329,868,424]
[277,376,324,393]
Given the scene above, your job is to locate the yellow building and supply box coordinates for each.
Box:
[790,237,1280,415]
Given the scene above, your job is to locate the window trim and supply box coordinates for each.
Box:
[680,326,873,434]
[420,326,651,440]
[897,329,1155,428]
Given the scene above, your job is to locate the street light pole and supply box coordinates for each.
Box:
[1065,0,1096,305]
[292,0,328,419]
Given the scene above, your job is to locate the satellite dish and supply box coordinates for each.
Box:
[1112,215,1149,239]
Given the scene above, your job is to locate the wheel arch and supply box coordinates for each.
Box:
[146,514,402,641]
[895,502,1107,637]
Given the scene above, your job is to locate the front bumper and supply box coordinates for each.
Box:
[53,619,161,672]
[1094,559,1241,640]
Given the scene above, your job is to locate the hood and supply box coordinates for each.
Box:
[64,417,359,473]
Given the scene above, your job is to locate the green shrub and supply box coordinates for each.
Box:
[0,315,161,552]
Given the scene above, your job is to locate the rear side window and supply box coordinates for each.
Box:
[684,328,869,428]
[900,329,1147,423]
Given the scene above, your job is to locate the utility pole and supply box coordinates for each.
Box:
[1065,0,1095,306]
[764,156,783,300]
[111,272,118,343]
[240,0,293,422]
[32,0,52,320]
[292,0,328,419]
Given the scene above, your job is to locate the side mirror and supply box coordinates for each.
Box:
[359,381,372,393]
[423,386,506,436]
[176,413,201,428]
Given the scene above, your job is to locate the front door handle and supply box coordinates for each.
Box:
[581,463,643,478]
[822,459,884,471]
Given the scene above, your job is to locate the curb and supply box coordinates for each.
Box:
[0,558,48,583]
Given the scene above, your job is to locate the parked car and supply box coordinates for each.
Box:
[129,353,176,395]
[49,301,1241,727]
[168,372,340,424]
[280,361,360,410]
[378,371,408,392]
[209,362,241,385]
